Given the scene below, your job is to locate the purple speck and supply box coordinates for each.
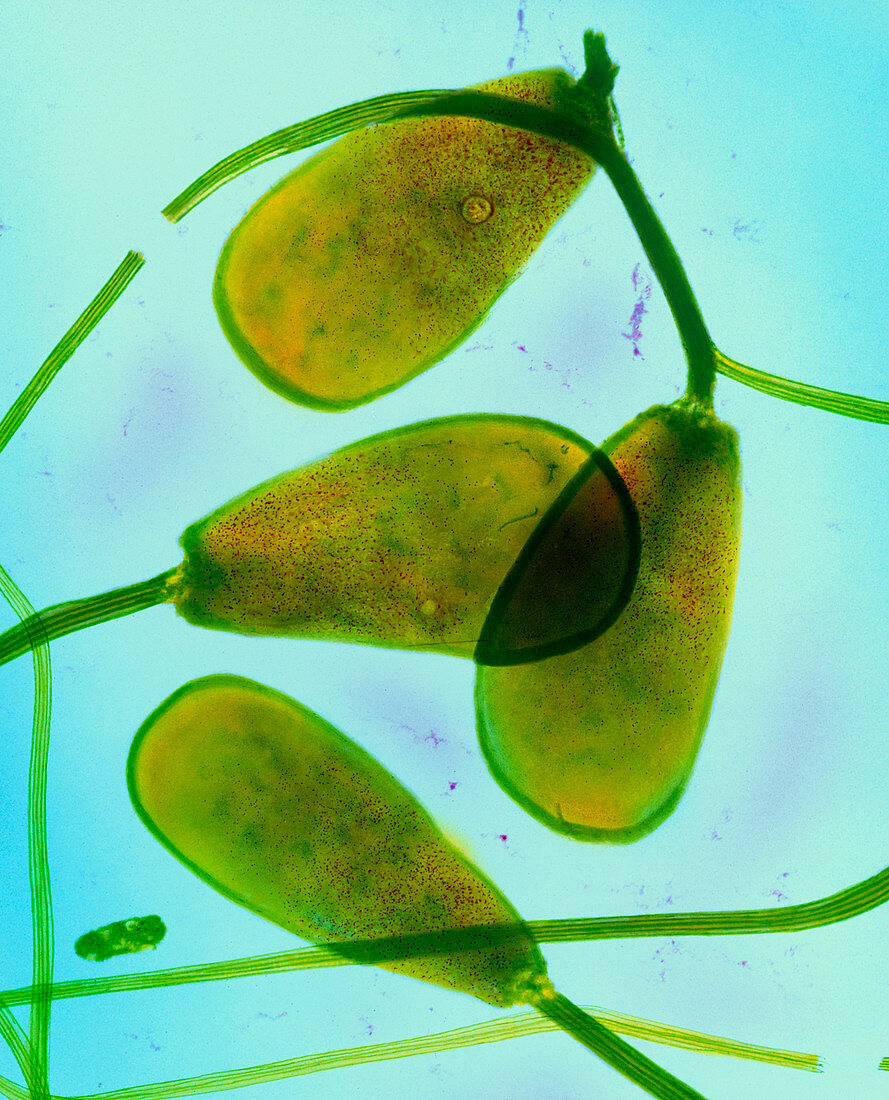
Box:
[732,218,760,243]
[622,262,652,359]
[507,7,528,71]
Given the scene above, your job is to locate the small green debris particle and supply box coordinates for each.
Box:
[75,914,166,962]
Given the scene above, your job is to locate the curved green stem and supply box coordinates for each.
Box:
[161,90,452,222]
[586,139,715,404]
[391,90,716,406]
[0,570,176,667]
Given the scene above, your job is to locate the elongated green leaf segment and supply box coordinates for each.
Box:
[213,68,595,409]
[475,447,641,665]
[127,674,549,1009]
[0,571,175,667]
[476,401,742,841]
[174,414,602,656]
[0,1004,820,1096]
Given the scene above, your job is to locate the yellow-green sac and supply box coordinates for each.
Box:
[170,414,630,658]
[127,675,550,1008]
[475,401,742,841]
[213,68,595,409]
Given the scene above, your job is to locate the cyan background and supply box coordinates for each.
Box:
[2,1,888,1097]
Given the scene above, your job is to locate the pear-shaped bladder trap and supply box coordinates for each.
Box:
[476,401,742,841]
[214,69,594,409]
[127,675,705,1097]
[0,415,639,669]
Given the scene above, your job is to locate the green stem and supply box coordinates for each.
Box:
[533,991,705,1099]
[0,252,144,457]
[0,999,32,1094]
[392,91,593,147]
[0,1002,814,1100]
[4,853,883,1011]
[0,570,176,667]
[532,864,889,941]
[26,639,52,1100]
[0,564,54,1099]
[586,137,715,404]
[161,90,452,222]
[714,347,889,423]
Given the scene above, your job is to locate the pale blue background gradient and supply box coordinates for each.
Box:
[2,2,888,1097]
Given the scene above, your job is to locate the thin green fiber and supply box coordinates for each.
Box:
[0,563,53,1099]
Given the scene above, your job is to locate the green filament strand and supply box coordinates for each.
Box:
[0,252,144,457]
[0,564,53,1099]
